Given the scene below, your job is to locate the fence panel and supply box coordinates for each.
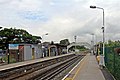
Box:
[105,46,120,80]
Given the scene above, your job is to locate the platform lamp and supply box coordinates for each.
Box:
[90,5,105,67]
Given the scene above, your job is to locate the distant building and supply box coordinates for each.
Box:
[9,43,42,63]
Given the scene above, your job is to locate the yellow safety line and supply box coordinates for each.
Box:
[65,78,73,80]
[72,55,88,80]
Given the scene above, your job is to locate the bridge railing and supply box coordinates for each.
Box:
[67,42,91,53]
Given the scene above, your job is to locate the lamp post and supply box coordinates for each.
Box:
[91,33,94,55]
[41,33,48,43]
[6,38,10,64]
[74,35,77,52]
[90,5,105,66]
[41,33,48,58]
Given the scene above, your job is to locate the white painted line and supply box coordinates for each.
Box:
[62,55,86,80]
[0,53,75,71]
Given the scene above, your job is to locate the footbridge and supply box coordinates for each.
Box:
[67,42,91,53]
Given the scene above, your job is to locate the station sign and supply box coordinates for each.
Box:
[9,44,19,50]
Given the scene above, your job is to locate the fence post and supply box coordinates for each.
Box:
[104,47,107,65]
[113,47,115,76]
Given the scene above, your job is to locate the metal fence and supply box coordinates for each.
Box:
[105,46,120,80]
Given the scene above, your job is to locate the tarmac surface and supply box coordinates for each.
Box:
[64,53,105,80]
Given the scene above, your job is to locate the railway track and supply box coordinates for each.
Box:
[33,55,84,80]
[0,54,85,80]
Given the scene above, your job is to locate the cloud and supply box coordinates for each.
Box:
[0,0,12,4]
[9,0,42,11]
[18,11,49,21]
[0,0,120,43]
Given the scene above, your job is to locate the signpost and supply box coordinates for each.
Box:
[9,44,19,50]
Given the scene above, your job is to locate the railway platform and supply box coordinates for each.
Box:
[0,53,74,71]
[63,53,105,80]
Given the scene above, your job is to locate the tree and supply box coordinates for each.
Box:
[60,39,70,46]
[105,40,120,47]
[0,28,42,49]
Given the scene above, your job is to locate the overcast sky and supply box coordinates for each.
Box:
[0,0,120,43]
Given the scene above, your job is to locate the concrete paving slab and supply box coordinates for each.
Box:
[64,53,105,80]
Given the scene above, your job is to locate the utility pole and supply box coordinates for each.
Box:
[74,35,77,52]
